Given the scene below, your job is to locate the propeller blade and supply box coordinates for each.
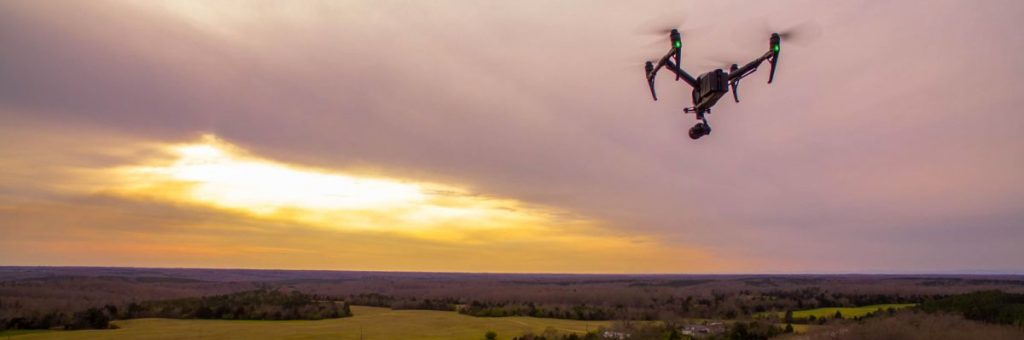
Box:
[775,20,823,45]
[633,13,689,36]
[634,14,709,48]
[695,54,739,71]
[734,18,823,48]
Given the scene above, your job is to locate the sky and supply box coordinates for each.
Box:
[1,0,1022,274]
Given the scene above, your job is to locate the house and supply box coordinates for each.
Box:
[601,330,631,339]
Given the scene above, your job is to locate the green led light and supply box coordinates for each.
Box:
[773,44,780,53]
[674,41,681,48]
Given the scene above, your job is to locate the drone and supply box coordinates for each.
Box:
[644,29,785,140]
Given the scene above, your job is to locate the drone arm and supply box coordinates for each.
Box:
[645,47,696,100]
[725,50,775,103]
[728,51,772,82]
[662,60,698,88]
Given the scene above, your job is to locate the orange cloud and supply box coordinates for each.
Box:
[0,130,737,273]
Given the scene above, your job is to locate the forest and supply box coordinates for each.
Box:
[919,290,1024,326]
[2,267,1023,338]
[1,288,350,331]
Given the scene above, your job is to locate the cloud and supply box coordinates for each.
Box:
[1,0,1023,272]
[0,124,734,273]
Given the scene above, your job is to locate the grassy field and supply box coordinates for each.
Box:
[0,330,56,337]
[768,304,916,320]
[3,306,609,340]
[782,323,813,334]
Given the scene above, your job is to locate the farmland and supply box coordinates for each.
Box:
[767,304,917,320]
[3,268,1024,339]
[3,306,609,340]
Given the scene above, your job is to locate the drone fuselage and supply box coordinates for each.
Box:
[692,69,730,114]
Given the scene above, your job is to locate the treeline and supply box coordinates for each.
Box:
[1,289,350,331]
[762,288,926,309]
[344,293,708,320]
[919,290,1024,326]
[460,301,615,320]
[509,329,601,340]
[347,293,457,312]
[123,288,351,320]
[460,290,928,321]
[342,290,934,322]
[2,305,118,331]
[348,293,630,320]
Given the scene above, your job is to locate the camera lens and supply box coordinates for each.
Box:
[689,123,706,139]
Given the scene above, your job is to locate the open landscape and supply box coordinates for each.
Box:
[2,0,1023,338]
[2,306,609,340]
[2,267,1024,339]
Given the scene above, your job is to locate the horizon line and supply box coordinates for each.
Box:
[1,265,1021,277]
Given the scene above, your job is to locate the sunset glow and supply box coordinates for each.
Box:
[143,139,426,212]
[105,136,568,239]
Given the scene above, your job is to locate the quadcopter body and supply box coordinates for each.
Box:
[645,30,784,139]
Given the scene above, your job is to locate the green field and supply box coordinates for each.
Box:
[2,306,609,340]
[768,304,916,320]
[0,330,55,337]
